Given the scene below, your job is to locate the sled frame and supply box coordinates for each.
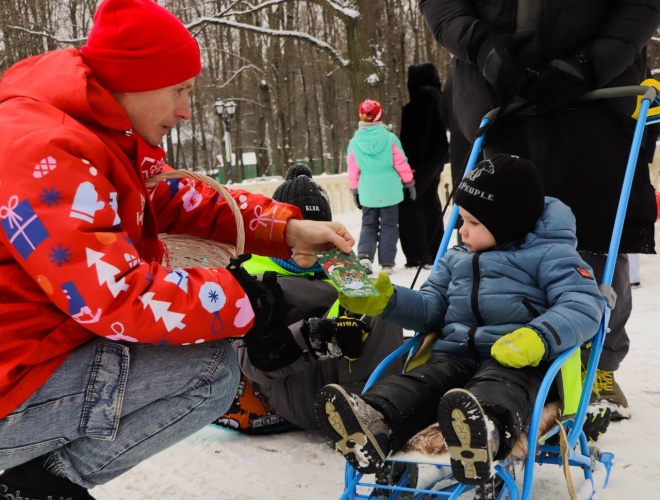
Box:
[340,85,659,500]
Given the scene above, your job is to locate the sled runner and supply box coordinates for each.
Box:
[339,83,660,500]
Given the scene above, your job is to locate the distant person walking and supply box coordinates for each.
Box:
[347,99,416,275]
[399,63,449,268]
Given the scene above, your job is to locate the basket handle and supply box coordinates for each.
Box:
[146,170,245,255]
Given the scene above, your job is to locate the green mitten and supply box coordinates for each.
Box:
[339,272,394,317]
[491,327,545,368]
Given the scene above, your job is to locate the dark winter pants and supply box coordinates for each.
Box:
[579,252,631,371]
[398,163,445,266]
[362,354,545,460]
[357,205,399,266]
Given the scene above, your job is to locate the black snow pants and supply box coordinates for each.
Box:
[362,353,546,459]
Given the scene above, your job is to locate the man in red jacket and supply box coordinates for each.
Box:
[0,1,353,498]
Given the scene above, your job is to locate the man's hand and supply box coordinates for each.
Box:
[285,219,354,257]
[339,272,395,317]
[491,327,545,368]
[524,49,595,111]
[475,30,534,100]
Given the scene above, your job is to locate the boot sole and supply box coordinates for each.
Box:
[438,388,494,485]
[316,384,387,474]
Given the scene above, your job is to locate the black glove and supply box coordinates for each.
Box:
[404,182,416,201]
[474,30,534,101]
[582,405,612,443]
[302,316,371,360]
[524,49,595,112]
[351,190,362,209]
[227,255,302,371]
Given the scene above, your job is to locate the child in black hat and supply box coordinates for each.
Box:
[213,164,405,435]
[316,154,605,489]
[272,164,333,222]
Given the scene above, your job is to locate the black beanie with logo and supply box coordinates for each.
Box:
[454,154,545,244]
[272,164,332,222]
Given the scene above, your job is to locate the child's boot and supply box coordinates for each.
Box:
[437,388,500,485]
[315,384,391,474]
[358,257,373,275]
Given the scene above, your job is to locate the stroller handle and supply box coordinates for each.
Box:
[485,84,659,123]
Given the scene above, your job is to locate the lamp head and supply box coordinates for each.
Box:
[214,99,224,117]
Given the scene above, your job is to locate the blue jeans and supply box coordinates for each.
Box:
[0,338,240,488]
[357,205,399,266]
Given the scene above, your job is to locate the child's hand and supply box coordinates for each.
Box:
[339,272,394,317]
[302,316,370,360]
[491,327,545,368]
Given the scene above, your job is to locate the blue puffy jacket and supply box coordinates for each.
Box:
[383,197,604,362]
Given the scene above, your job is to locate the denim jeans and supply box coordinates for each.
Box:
[357,205,399,266]
[0,337,240,488]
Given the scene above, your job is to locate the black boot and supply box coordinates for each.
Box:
[0,458,95,500]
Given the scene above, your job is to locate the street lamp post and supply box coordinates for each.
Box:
[214,99,237,183]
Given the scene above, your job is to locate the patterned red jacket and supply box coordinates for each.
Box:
[0,48,301,418]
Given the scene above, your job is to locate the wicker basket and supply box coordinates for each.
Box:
[146,170,244,269]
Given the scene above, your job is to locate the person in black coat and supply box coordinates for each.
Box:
[418,0,659,421]
[399,63,449,268]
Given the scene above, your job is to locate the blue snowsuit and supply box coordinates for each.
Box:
[361,198,604,456]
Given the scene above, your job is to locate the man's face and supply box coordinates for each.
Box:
[114,77,195,147]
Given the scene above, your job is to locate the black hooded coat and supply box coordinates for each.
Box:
[419,0,658,254]
[399,63,450,266]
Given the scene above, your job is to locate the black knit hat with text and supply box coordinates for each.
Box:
[454,154,545,244]
[272,164,332,221]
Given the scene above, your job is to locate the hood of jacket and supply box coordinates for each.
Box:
[518,196,578,250]
[0,48,133,136]
[407,63,442,99]
[350,124,392,157]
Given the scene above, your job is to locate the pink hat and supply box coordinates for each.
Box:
[81,0,201,93]
[359,99,383,122]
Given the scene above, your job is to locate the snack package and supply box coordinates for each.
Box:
[314,249,380,297]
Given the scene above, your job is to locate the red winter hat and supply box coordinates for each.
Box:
[359,99,383,122]
[81,0,201,93]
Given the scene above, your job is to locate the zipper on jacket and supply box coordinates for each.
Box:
[468,253,485,363]
[522,298,541,320]
[471,253,485,327]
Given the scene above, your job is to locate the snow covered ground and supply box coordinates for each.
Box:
[93,209,660,499]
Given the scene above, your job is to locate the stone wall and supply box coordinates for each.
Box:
[235,167,455,215]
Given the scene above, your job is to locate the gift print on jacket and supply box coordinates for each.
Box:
[0,196,50,260]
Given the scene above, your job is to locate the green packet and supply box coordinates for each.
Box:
[314,249,380,297]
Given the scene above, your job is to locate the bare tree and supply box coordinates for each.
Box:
[0,0,452,175]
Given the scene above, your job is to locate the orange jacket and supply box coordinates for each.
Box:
[0,48,300,418]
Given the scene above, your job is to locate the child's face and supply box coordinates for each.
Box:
[458,208,496,252]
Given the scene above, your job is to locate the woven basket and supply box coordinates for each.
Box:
[146,170,244,269]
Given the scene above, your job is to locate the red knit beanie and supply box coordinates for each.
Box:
[81,0,202,93]
[358,99,383,122]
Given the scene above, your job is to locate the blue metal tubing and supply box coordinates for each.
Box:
[519,93,654,500]
[434,117,490,269]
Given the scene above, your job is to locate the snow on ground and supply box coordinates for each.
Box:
[94,210,660,499]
